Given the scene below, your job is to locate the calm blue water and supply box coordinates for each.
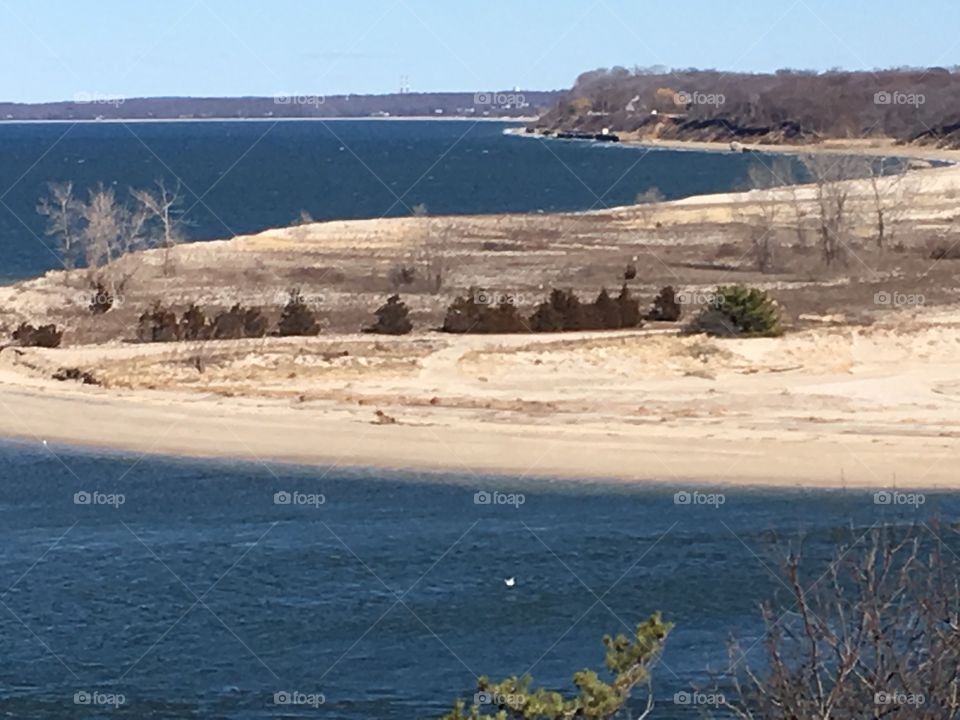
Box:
[0,441,953,719]
[0,120,791,281]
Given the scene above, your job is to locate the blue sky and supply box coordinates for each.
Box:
[0,0,958,102]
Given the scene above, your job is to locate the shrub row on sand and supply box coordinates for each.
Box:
[138,302,271,342]
[441,283,781,338]
[442,285,644,334]
[19,284,778,349]
[529,286,643,332]
[137,291,417,343]
[137,289,317,343]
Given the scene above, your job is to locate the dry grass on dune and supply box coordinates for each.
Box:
[4,164,960,349]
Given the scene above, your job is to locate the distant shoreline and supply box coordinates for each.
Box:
[0,115,534,126]
[511,127,960,163]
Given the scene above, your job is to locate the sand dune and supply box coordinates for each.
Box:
[2,308,958,488]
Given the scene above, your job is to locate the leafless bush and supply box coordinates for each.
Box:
[745,159,796,272]
[802,155,864,266]
[388,264,417,290]
[132,179,187,276]
[413,204,450,293]
[723,524,960,720]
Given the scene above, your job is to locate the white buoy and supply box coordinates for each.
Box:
[504,577,516,588]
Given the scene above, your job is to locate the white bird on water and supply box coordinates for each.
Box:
[504,577,516,588]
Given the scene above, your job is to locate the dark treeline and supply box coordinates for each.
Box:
[534,67,960,147]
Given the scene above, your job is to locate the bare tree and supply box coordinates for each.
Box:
[132,179,187,275]
[801,154,862,266]
[760,159,813,248]
[785,181,811,248]
[861,158,910,249]
[39,179,191,292]
[412,203,449,293]
[37,181,81,269]
[745,161,793,272]
[80,185,123,268]
[80,184,148,268]
[723,524,960,720]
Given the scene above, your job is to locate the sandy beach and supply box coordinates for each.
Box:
[2,308,959,488]
[2,138,959,488]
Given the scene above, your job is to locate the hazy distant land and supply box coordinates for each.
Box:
[0,91,562,122]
